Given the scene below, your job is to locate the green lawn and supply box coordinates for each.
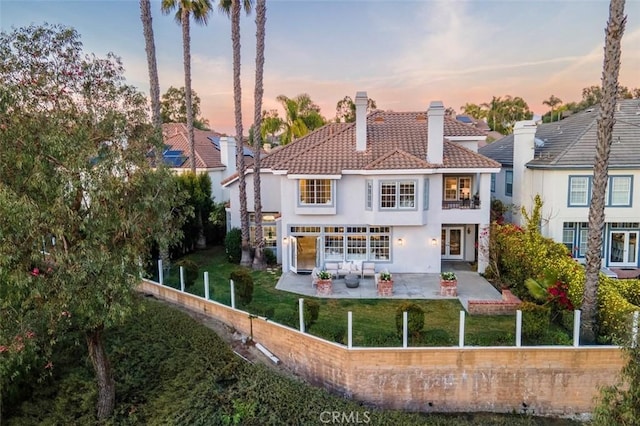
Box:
[159,247,528,347]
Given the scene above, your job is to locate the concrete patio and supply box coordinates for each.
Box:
[275,261,502,311]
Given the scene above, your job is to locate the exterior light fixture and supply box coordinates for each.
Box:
[431,238,437,246]
[397,238,404,246]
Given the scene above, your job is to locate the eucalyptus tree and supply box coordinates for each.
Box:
[0,24,183,419]
[251,0,267,270]
[219,0,254,267]
[161,0,213,172]
[160,86,210,129]
[581,0,627,344]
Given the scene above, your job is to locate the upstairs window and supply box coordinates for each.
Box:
[568,176,590,206]
[491,174,496,193]
[380,181,416,209]
[299,179,332,205]
[608,176,632,206]
[365,179,373,210]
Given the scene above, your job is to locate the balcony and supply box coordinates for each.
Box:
[442,198,481,210]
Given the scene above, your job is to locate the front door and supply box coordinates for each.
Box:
[609,231,639,267]
[441,227,464,260]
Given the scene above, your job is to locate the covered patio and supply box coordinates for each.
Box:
[275,261,502,311]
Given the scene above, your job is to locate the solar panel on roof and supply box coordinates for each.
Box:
[456,116,473,124]
[163,156,186,167]
[164,149,184,156]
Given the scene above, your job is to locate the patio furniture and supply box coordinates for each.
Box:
[361,262,375,279]
[344,273,360,288]
[324,262,350,278]
[311,267,320,288]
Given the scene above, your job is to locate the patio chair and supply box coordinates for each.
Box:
[361,262,375,279]
[311,267,320,288]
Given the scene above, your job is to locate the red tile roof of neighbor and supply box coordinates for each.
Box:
[256,110,500,175]
[162,123,225,169]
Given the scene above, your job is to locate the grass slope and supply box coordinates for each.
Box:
[6,298,578,425]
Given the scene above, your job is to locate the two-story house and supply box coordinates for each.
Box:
[479,99,640,269]
[223,93,501,274]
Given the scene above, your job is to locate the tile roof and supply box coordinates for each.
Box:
[478,134,514,166]
[481,99,640,169]
[162,123,225,169]
[258,110,499,175]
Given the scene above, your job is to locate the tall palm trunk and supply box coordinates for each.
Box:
[87,326,115,420]
[140,0,161,131]
[181,8,197,173]
[581,0,626,344]
[231,0,251,267]
[252,0,266,270]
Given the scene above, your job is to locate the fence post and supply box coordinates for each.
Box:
[158,259,163,285]
[299,298,305,333]
[459,310,465,348]
[348,311,353,349]
[632,311,639,348]
[204,271,210,300]
[573,309,581,347]
[230,279,236,309]
[403,311,408,348]
[516,310,522,347]
[180,266,185,292]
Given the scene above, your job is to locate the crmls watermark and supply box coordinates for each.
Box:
[319,411,371,424]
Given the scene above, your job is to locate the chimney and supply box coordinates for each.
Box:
[355,91,367,152]
[219,136,237,176]
[427,101,444,164]
[512,120,537,225]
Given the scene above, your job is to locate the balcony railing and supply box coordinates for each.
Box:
[442,198,481,210]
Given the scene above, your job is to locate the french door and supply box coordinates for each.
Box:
[609,231,639,267]
[441,227,464,260]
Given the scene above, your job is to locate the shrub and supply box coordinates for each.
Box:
[394,302,425,338]
[363,332,400,347]
[311,322,346,345]
[519,301,550,339]
[598,277,639,343]
[174,258,199,289]
[225,228,242,264]
[230,269,254,307]
[263,248,277,266]
[420,329,454,346]
[303,300,320,330]
[272,307,297,328]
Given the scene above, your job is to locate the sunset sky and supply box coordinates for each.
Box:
[2,0,639,135]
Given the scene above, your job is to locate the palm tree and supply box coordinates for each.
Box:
[277,93,326,145]
[161,0,213,173]
[251,0,266,270]
[219,0,253,267]
[140,0,162,132]
[543,95,563,122]
[581,0,626,344]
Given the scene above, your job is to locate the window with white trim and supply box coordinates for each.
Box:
[423,178,429,210]
[491,174,496,192]
[609,176,632,206]
[249,213,278,248]
[568,176,590,206]
[299,179,332,205]
[380,181,416,209]
[365,179,373,210]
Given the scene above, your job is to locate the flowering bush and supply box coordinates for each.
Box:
[379,270,392,281]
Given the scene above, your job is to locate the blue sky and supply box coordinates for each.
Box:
[2,0,639,135]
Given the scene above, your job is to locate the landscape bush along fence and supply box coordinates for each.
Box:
[139,270,629,416]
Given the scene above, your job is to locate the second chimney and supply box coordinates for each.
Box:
[427,101,445,164]
[355,91,367,152]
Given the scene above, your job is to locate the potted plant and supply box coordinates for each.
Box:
[440,271,458,296]
[316,270,333,295]
[377,270,393,296]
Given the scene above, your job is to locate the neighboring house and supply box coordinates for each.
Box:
[479,99,640,269]
[223,92,500,274]
[161,123,253,203]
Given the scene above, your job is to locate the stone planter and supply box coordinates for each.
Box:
[377,280,393,297]
[316,279,333,296]
[440,279,458,297]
